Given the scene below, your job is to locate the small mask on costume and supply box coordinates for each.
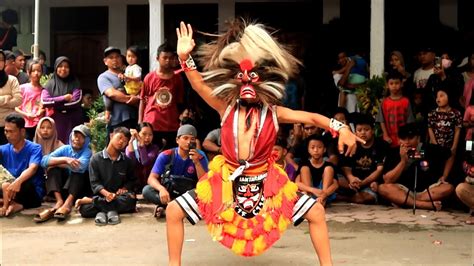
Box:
[234,175,265,218]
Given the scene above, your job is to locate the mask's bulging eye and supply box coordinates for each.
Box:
[249,72,258,78]
[236,72,244,79]
[238,186,246,193]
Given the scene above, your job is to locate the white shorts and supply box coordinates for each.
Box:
[175,190,316,226]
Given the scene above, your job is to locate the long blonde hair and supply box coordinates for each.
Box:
[196,19,300,106]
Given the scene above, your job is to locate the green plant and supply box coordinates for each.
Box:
[87,98,107,152]
[355,75,386,117]
[355,75,386,137]
[40,73,53,87]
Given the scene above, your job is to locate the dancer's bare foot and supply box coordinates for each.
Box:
[5,202,23,216]
[0,207,6,217]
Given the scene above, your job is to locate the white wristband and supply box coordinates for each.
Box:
[178,54,197,71]
[329,118,348,137]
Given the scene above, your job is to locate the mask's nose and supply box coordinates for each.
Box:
[241,70,250,83]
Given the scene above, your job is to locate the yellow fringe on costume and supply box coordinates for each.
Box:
[196,155,298,257]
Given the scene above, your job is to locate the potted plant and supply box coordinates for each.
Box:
[87,98,107,153]
[355,75,386,117]
[355,75,386,136]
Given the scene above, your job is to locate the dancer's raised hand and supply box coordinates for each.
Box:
[176,21,195,60]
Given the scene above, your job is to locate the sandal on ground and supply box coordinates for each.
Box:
[107,210,121,225]
[34,208,56,223]
[153,206,165,218]
[95,212,107,226]
[54,206,71,221]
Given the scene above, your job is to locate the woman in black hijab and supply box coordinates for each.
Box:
[41,56,83,143]
[0,50,22,144]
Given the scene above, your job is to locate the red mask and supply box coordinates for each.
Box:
[237,59,259,100]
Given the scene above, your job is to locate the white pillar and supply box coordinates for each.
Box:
[149,0,163,71]
[218,0,235,33]
[322,0,340,24]
[370,0,384,77]
[33,0,40,59]
[439,0,457,30]
[108,3,127,53]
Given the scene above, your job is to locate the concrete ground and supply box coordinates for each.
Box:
[0,202,472,265]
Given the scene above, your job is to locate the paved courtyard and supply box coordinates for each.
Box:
[1,201,472,265]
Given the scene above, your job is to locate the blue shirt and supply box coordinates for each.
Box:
[151,147,208,180]
[41,145,92,173]
[0,140,44,198]
[97,70,137,126]
[41,131,92,173]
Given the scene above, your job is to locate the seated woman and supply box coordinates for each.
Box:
[38,125,92,222]
[33,117,64,157]
[296,134,339,207]
[125,122,159,192]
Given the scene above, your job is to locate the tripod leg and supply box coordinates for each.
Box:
[412,190,416,215]
[413,167,418,215]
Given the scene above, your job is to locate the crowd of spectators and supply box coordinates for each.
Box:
[0,41,473,225]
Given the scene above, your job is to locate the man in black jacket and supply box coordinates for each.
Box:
[78,127,136,225]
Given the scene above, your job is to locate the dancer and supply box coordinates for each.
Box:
[166,20,363,265]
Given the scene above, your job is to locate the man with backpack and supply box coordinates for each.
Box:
[142,124,208,217]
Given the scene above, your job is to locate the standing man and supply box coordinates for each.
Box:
[5,50,28,85]
[139,42,184,149]
[0,113,44,216]
[97,47,140,141]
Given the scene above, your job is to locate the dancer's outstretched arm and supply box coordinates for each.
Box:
[176,21,227,117]
[276,105,364,157]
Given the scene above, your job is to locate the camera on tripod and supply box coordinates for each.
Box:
[407,147,424,160]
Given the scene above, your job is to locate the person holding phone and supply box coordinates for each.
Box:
[425,52,464,111]
[142,124,208,218]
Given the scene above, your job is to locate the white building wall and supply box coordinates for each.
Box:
[1,0,462,72]
[370,0,384,77]
[149,0,163,71]
[439,0,458,30]
[323,0,340,24]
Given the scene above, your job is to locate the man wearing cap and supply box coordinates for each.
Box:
[39,124,92,221]
[143,124,208,218]
[97,46,140,142]
[379,123,454,211]
[0,113,43,217]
